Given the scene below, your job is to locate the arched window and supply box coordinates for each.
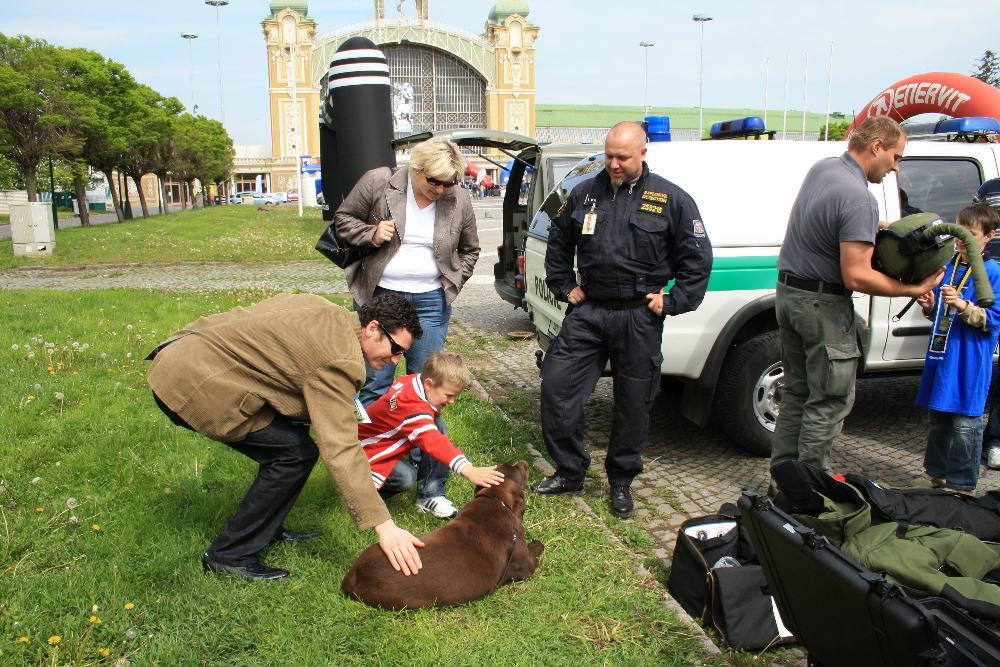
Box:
[381,43,486,136]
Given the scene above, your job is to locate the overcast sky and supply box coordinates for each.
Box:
[5,0,997,145]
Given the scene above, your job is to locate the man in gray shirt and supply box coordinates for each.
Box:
[772,116,944,479]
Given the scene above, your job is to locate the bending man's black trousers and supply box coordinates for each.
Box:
[539,300,665,487]
[153,393,319,565]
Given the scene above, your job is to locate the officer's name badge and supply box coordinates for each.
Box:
[639,202,664,215]
[641,191,669,204]
[582,212,598,234]
[693,220,707,237]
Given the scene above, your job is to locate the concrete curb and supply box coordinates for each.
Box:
[7,258,329,273]
[466,371,726,662]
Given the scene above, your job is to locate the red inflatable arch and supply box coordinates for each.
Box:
[846,72,1000,136]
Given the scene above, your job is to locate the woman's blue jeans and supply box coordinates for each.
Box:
[924,409,983,491]
[357,285,452,499]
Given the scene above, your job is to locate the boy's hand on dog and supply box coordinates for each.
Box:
[374,519,425,575]
[463,465,505,487]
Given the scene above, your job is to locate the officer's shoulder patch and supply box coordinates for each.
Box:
[637,200,665,216]
[556,199,568,217]
[692,219,707,237]
[641,190,669,205]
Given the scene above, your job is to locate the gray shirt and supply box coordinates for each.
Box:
[777,152,878,285]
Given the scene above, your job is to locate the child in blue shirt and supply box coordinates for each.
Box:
[916,203,1000,492]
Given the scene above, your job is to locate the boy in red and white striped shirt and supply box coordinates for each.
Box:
[359,350,504,518]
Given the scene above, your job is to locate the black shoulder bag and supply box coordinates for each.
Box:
[315,168,396,269]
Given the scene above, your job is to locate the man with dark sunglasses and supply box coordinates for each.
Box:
[147,292,424,581]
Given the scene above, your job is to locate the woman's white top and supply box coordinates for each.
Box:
[377,174,442,293]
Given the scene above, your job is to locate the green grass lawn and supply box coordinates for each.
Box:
[0,289,712,667]
[0,205,328,268]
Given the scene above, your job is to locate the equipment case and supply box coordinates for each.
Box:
[737,490,1000,667]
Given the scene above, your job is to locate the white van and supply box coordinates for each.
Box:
[394,129,1000,456]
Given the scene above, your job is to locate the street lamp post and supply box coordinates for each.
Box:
[181,32,198,113]
[205,1,228,128]
[692,14,712,139]
[640,42,654,116]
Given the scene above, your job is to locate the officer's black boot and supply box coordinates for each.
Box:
[609,486,633,519]
[531,474,584,496]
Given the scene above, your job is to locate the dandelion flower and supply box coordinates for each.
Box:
[27,396,34,400]
[30,476,41,484]
[36,507,44,512]
[11,344,18,350]
[124,603,135,610]
[90,616,102,624]
[54,392,64,400]
[100,648,110,656]
[18,637,28,642]
[92,524,100,531]
[66,497,78,509]
[72,371,77,375]
[111,306,116,309]
[47,636,60,644]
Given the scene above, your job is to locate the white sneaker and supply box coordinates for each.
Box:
[415,496,458,519]
[987,447,1000,470]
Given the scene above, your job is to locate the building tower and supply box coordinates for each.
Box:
[262,1,320,192]
[484,0,539,137]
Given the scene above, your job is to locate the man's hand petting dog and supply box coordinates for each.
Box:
[463,465,504,488]
[373,520,425,576]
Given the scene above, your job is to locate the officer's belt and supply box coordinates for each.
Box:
[588,297,649,310]
[778,271,851,297]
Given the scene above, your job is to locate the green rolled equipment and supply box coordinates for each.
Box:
[873,212,995,307]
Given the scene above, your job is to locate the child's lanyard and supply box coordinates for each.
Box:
[929,258,973,355]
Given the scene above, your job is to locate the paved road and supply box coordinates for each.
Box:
[2,203,203,239]
[1,197,990,572]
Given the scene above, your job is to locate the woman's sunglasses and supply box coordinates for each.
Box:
[425,175,457,188]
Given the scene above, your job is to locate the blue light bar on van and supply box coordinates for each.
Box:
[710,116,767,139]
[934,117,1000,135]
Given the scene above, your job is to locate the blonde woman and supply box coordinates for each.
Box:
[335,137,480,518]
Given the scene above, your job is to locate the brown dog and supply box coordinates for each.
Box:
[341,461,545,610]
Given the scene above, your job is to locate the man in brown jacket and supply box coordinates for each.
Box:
[147,292,426,580]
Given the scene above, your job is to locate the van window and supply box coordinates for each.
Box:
[897,159,982,224]
[527,156,604,239]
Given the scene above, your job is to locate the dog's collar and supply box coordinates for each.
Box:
[485,496,518,594]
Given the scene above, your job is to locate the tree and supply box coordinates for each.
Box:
[0,155,25,190]
[172,113,234,210]
[820,121,851,141]
[119,86,182,218]
[0,34,72,201]
[972,50,1000,88]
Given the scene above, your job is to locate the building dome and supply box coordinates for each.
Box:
[269,2,308,17]
[488,0,530,22]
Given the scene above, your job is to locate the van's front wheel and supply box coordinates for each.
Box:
[712,331,783,457]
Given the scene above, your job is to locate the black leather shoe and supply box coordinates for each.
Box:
[202,554,289,580]
[609,486,633,519]
[276,528,323,543]
[531,474,584,496]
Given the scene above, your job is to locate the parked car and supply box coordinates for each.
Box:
[272,192,288,203]
[231,191,279,205]
[287,190,299,202]
[396,126,1000,457]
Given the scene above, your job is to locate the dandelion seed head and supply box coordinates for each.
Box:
[81,343,89,350]
[66,497,78,509]
[127,325,133,330]
[30,477,41,484]
[27,352,34,359]
[124,628,138,639]
[46,349,54,355]
[72,342,79,348]
[11,344,18,350]
[34,383,41,390]
[69,515,78,523]
[126,353,132,358]
[101,353,107,359]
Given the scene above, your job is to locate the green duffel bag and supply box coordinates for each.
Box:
[873,212,994,307]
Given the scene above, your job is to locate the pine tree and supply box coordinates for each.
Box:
[972,50,1000,88]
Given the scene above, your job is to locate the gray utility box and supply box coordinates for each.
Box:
[10,203,56,257]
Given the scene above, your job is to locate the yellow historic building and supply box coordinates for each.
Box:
[243,0,539,192]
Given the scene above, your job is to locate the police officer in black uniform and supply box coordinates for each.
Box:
[533,121,713,519]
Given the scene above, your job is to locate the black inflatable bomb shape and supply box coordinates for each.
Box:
[320,37,396,218]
